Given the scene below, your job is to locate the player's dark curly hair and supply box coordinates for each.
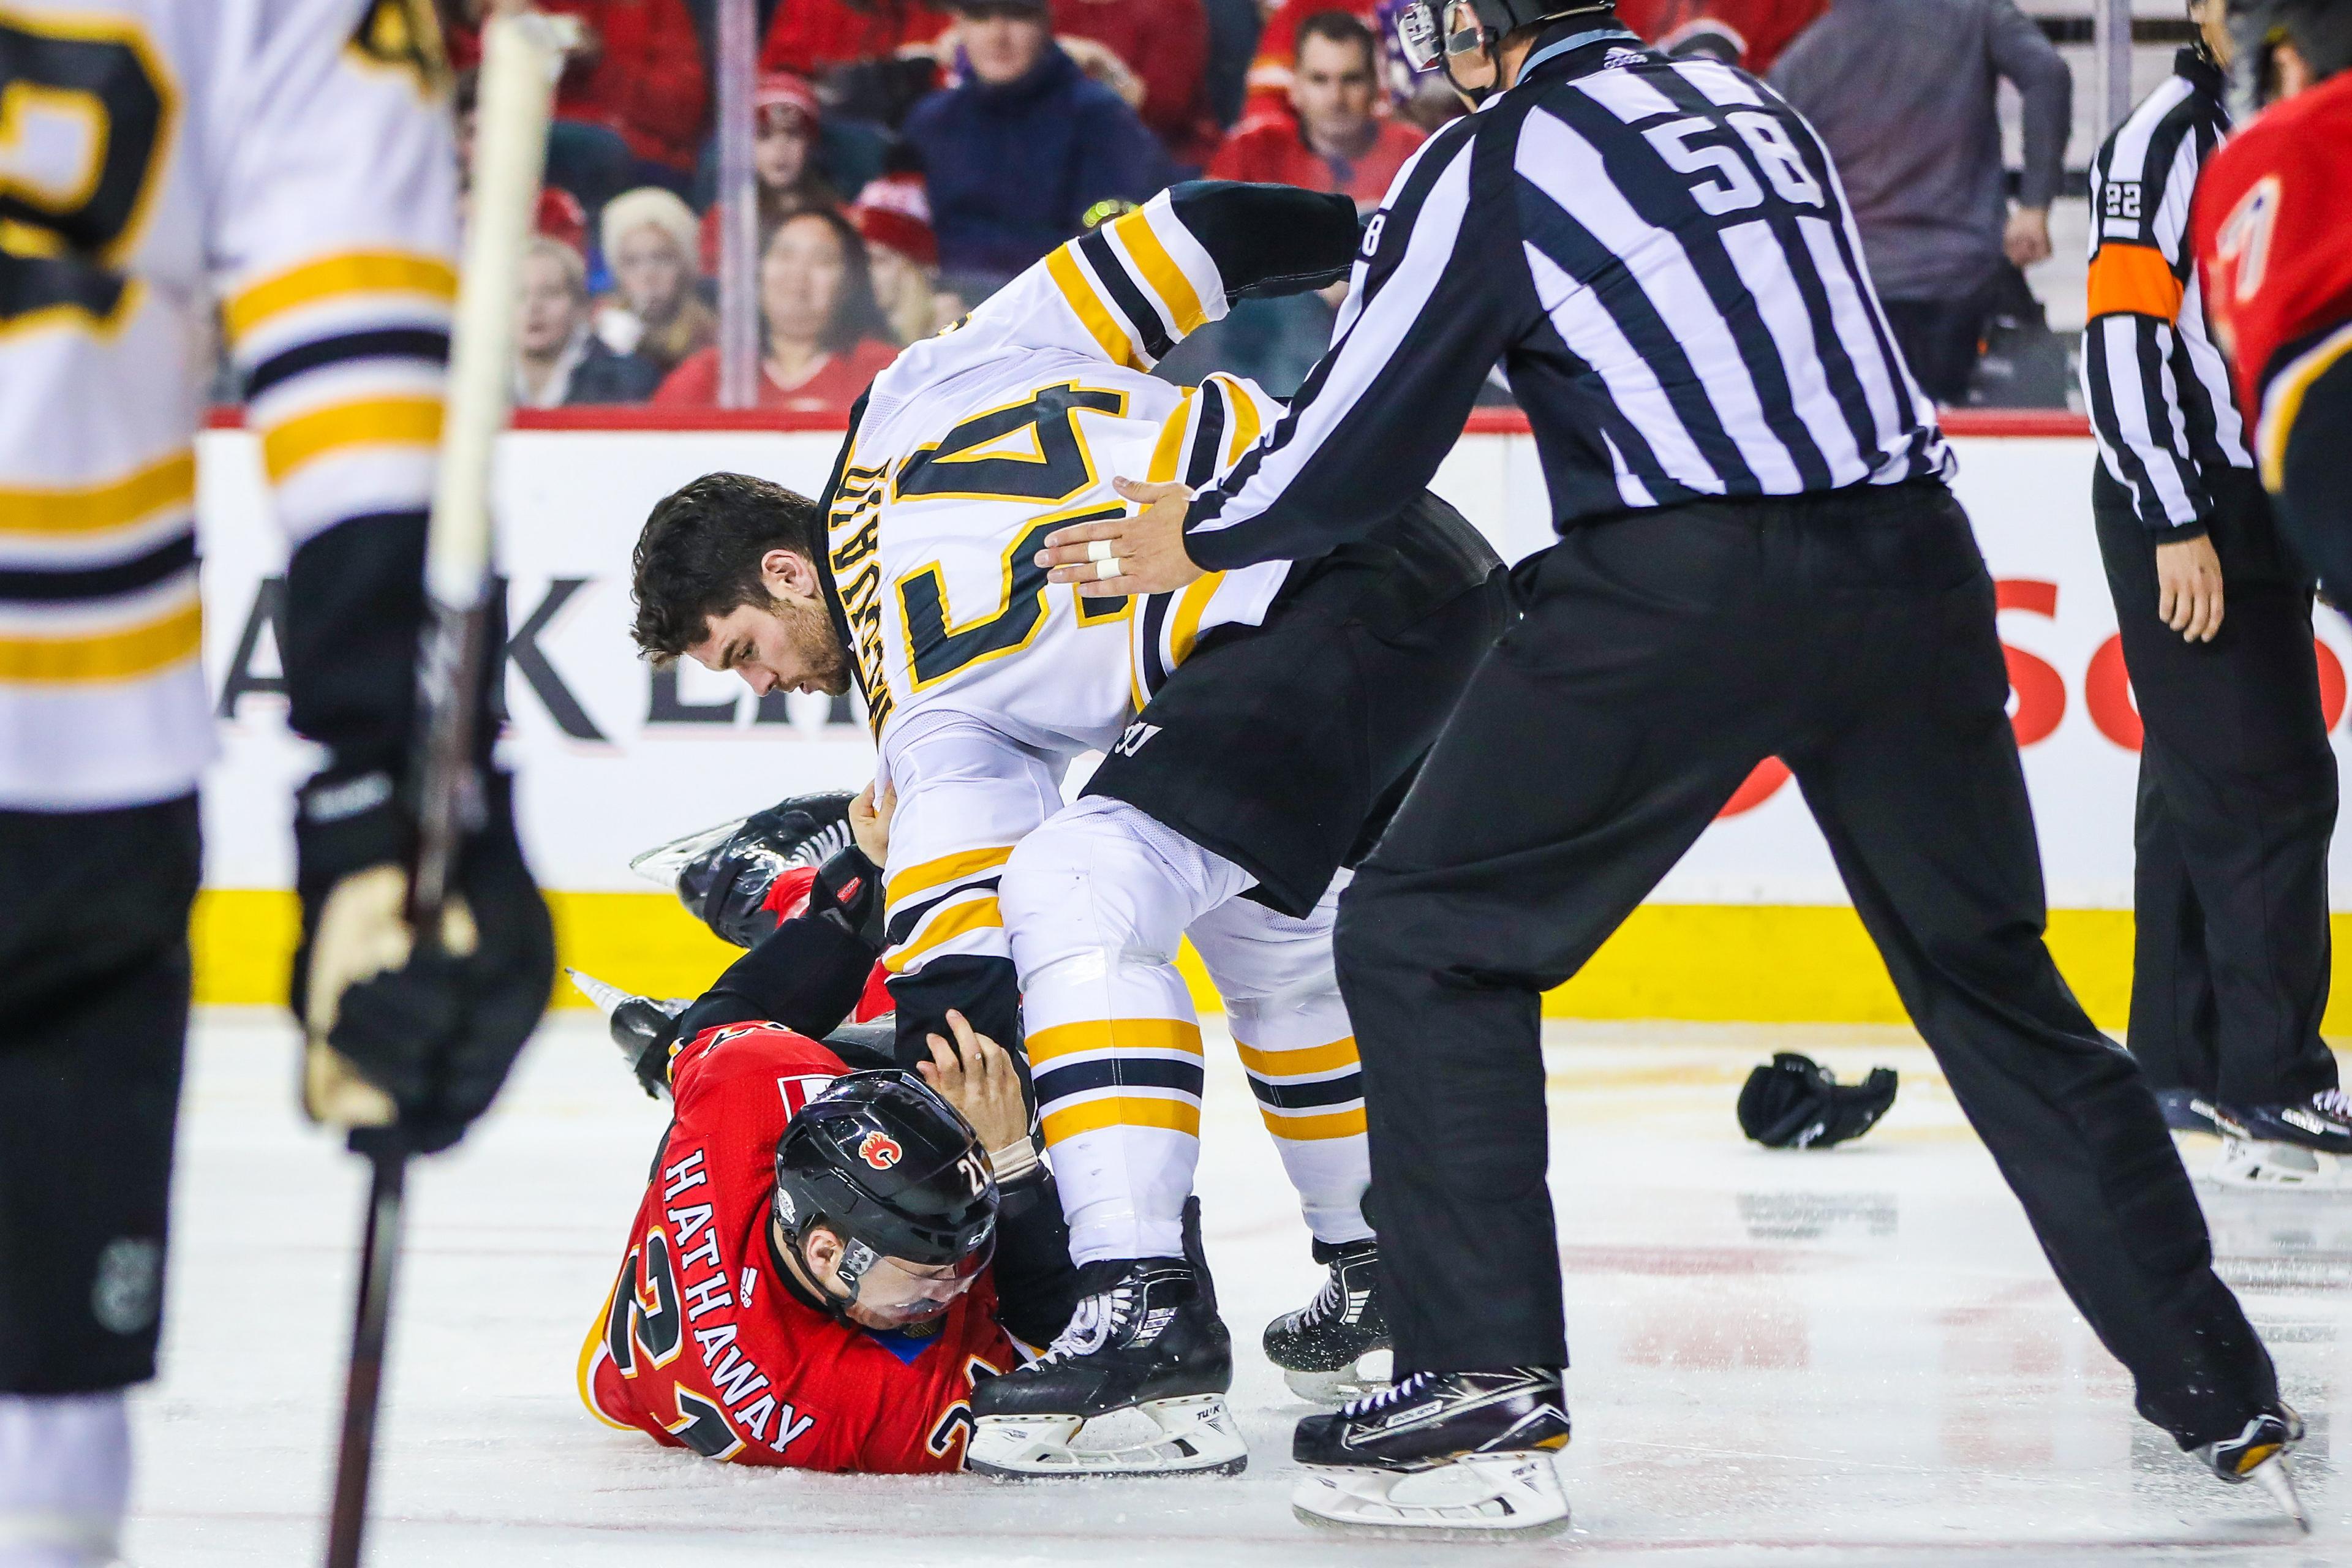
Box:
[630,472,826,663]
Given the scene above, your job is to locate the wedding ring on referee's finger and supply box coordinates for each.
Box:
[1086,540,1118,563]
[1095,557,1125,581]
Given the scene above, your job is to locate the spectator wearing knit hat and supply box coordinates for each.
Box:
[596,188,717,379]
[654,209,901,414]
[1208,10,1422,206]
[698,74,845,273]
[850,172,950,345]
[903,0,1172,292]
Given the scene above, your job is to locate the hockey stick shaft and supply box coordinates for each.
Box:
[322,11,565,1566]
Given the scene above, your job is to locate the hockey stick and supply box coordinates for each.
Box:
[322,10,568,1567]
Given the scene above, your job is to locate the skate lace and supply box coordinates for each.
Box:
[1291,1268,1344,1329]
[2314,1088,2352,1122]
[1340,1370,1432,1420]
[1037,1282,1136,1366]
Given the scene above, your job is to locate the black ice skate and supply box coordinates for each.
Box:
[968,1210,1242,1477]
[2196,1404,2309,1531]
[2152,1088,2222,1137]
[2212,1090,2352,1189]
[567,970,686,1099]
[1290,1367,1572,1534]
[1265,1238,1390,1404]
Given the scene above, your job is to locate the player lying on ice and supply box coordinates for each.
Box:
[627,178,1515,1476]
[578,787,1096,1471]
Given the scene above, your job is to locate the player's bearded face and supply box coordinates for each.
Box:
[688,593,850,699]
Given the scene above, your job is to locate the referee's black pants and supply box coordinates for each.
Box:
[2092,469,2338,1107]
[1336,480,2279,1450]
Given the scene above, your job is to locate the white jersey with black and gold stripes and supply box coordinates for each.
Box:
[0,0,454,808]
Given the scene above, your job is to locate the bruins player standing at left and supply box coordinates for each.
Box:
[0,3,552,1563]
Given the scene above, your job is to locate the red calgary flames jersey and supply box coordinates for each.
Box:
[2192,70,2352,479]
[579,1023,1017,1471]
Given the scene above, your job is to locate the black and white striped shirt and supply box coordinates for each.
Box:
[1182,29,1951,570]
[2080,48,2248,536]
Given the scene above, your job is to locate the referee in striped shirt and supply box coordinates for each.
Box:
[2082,4,2343,1161]
[1038,0,2294,1528]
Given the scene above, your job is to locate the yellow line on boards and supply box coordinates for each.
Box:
[185,891,2352,1033]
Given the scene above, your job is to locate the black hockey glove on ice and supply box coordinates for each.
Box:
[1736,1053,1898,1150]
[292,768,556,1155]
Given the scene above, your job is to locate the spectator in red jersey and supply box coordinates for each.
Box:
[1049,0,1222,170]
[760,0,955,80]
[1615,0,1826,74]
[698,74,845,273]
[598,188,718,380]
[1245,0,1378,118]
[514,239,664,407]
[450,0,711,214]
[850,172,952,345]
[1209,11,1422,206]
[655,209,901,413]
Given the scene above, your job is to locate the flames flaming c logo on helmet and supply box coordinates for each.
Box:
[858,1131,902,1170]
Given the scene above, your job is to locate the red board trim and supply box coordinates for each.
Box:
[204,405,2094,439]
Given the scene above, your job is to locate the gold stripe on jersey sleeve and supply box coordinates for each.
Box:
[224,251,458,344]
[885,843,1016,911]
[2258,319,2352,494]
[1042,1094,1202,1144]
[259,396,444,483]
[1166,571,1226,668]
[0,597,200,683]
[1218,377,1265,466]
[1046,246,1139,370]
[1109,210,1208,339]
[881,895,1003,973]
[0,449,194,535]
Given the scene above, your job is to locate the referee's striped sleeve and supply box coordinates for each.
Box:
[2082,86,2214,533]
[1184,132,1523,569]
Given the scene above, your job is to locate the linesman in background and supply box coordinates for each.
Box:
[1037,0,2304,1532]
[2082,0,2344,1186]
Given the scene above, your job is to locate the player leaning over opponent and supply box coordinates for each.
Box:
[627,180,1513,1474]
[580,791,1088,1470]
[0,3,551,1563]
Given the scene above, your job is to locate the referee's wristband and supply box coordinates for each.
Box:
[989,1134,1042,1186]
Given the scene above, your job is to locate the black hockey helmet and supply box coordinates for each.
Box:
[630,790,857,949]
[2229,0,2352,111]
[774,1071,998,1321]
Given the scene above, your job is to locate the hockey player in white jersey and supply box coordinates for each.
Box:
[0,4,552,1561]
[628,179,1511,1475]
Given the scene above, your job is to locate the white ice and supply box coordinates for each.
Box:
[128,1012,2346,1566]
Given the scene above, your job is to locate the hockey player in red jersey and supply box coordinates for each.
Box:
[579,797,1086,1471]
[2192,0,2352,593]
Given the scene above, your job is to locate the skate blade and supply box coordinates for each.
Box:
[1291,1451,1569,1537]
[1283,1349,1393,1408]
[2213,1137,2352,1191]
[2248,1456,2310,1533]
[967,1395,1247,1479]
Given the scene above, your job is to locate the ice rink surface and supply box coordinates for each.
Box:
[128,1012,2350,1567]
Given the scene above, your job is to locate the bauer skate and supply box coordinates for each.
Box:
[1291,1367,1572,1536]
[968,1204,1243,1477]
[2212,1090,2352,1190]
[1265,1238,1391,1405]
[568,970,687,1099]
[2197,1403,2309,1531]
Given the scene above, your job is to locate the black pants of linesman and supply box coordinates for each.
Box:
[1336,480,2278,1449]
[2092,469,2338,1107]
[0,797,198,1395]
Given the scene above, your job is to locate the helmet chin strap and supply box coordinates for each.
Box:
[1436,0,1627,102]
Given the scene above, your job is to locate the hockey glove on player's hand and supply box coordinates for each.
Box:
[293,768,556,1155]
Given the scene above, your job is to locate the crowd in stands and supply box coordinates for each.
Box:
[445,0,2077,417]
